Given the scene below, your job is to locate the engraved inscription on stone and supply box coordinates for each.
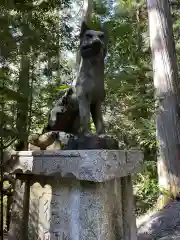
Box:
[44,232,50,240]
[40,193,51,231]
[40,191,69,239]
[44,200,50,222]
[44,231,68,240]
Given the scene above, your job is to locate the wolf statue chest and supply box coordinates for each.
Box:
[74,58,105,101]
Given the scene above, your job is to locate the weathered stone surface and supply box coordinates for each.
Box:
[7,150,143,240]
[27,132,120,150]
[122,176,138,239]
[61,134,119,150]
[8,180,29,240]
[138,200,180,240]
[5,150,143,182]
[28,178,123,240]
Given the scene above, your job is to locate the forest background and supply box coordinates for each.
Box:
[1,0,180,217]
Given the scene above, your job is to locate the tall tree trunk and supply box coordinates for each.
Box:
[16,53,30,150]
[147,0,180,206]
[75,0,92,70]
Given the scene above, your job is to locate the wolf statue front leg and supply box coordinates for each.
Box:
[78,95,92,135]
[90,101,105,135]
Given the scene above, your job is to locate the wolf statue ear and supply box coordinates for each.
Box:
[79,21,90,38]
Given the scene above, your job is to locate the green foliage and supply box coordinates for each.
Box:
[0,0,157,215]
[2,0,180,216]
[0,0,75,138]
[134,161,159,215]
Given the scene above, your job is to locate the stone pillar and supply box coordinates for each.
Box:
[6,150,143,240]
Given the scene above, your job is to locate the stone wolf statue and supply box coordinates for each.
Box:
[25,21,108,150]
[43,21,107,136]
[73,21,108,135]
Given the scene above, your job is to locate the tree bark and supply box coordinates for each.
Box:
[147,0,180,203]
[75,0,92,70]
[16,52,30,150]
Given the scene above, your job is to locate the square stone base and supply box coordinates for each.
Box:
[7,150,142,240]
[29,177,122,239]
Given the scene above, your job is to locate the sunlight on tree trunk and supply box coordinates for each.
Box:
[75,0,92,70]
[147,0,180,207]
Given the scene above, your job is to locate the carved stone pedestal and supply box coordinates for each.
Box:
[6,150,143,240]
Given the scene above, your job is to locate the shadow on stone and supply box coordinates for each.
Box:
[62,134,119,150]
[138,200,180,240]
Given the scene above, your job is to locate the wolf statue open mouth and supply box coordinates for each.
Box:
[80,27,106,59]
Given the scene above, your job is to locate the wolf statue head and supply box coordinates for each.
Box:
[79,21,108,59]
